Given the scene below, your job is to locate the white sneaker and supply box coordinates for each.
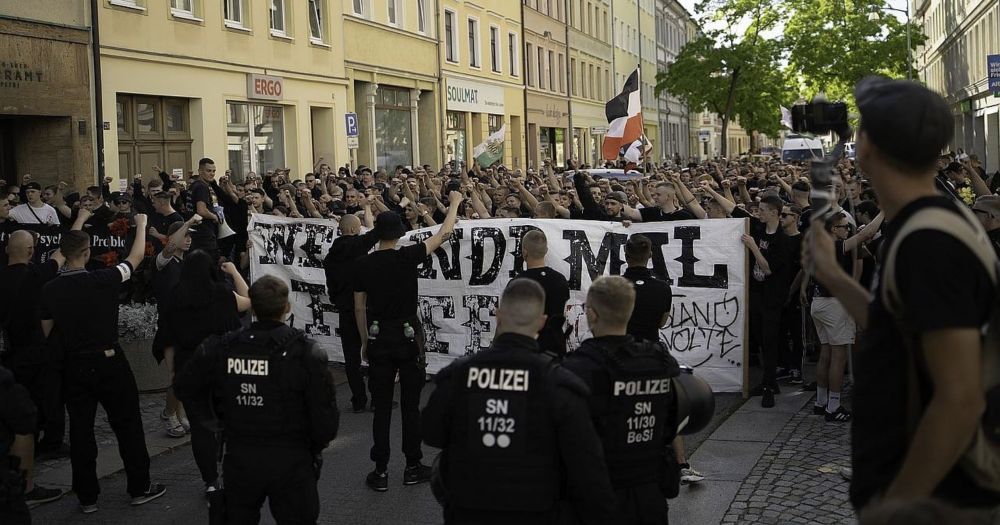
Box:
[680,467,705,484]
[165,415,186,438]
[180,416,191,433]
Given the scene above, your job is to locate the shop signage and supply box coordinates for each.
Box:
[446,76,505,114]
[0,61,45,89]
[589,125,608,135]
[989,55,1000,96]
[247,74,284,101]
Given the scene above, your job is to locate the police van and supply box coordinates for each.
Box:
[781,135,825,162]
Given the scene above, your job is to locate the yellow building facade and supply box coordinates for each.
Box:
[99,0,350,181]
[523,0,570,169]
[440,0,526,168]
[568,0,613,167]
[611,0,657,162]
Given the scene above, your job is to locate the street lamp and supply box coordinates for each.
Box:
[869,0,912,80]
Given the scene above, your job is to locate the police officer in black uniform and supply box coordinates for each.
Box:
[422,279,616,524]
[353,192,463,492]
[518,230,571,355]
[323,211,376,413]
[563,275,682,524]
[176,275,339,525]
[0,365,35,524]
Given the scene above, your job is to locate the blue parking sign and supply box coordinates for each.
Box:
[345,113,359,137]
[989,55,1000,94]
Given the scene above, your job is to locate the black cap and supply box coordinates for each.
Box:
[374,211,406,240]
[23,182,41,191]
[110,191,132,203]
[855,76,953,172]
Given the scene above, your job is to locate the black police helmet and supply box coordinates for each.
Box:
[675,369,715,436]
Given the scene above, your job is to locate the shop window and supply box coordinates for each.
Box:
[375,87,413,169]
[227,102,285,180]
[446,111,466,164]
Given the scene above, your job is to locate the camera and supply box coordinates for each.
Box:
[791,101,849,136]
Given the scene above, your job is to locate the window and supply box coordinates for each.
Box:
[353,0,366,17]
[308,0,324,41]
[488,114,503,133]
[387,0,398,25]
[548,50,554,91]
[580,61,587,98]
[171,0,193,15]
[417,0,427,33]
[227,103,285,180]
[117,96,192,181]
[445,10,458,63]
[508,32,519,76]
[589,64,594,99]
[537,46,545,89]
[570,58,577,95]
[490,26,501,73]
[375,87,414,167]
[468,18,480,68]
[224,0,244,26]
[269,0,286,34]
[596,66,601,100]
[526,43,534,86]
[557,53,565,93]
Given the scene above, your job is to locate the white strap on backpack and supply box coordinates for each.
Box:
[881,203,1000,492]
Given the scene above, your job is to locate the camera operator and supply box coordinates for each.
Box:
[805,78,1000,514]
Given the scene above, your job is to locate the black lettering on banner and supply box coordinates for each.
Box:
[673,226,728,288]
[257,223,302,266]
[418,296,456,354]
[664,294,741,367]
[290,279,336,336]
[462,295,498,355]
[507,224,541,278]
[637,231,672,284]
[298,223,335,269]
[414,230,464,280]
[469,227,505,286]
[561,230,628,290]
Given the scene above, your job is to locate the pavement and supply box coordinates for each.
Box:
[29,366,856,524]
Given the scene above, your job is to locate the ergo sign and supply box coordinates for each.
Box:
[247,74,284,101]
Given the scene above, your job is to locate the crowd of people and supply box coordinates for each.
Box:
[2,77,1000,524]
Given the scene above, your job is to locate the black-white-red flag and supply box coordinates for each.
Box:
[602,67,643,161]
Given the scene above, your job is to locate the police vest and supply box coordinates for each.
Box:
[594,340,680,487]
[444,349,562,513]
[216,326,311,448]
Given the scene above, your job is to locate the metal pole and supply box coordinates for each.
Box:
[90,0,106,182]
[905,0,912,81]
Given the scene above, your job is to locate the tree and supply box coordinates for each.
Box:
[655,0,787,157]
[783,0,925,101]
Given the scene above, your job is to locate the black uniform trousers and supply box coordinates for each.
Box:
[613,484,670,525]
[6,353,64,451]
[175,348,219,487]
[748,296,781,388]
[339,310,371,411]
[779,302,804,372]
[223,446,318,525]
[63,353,150,503]
[367,338,424,470]
[0,464,30,525]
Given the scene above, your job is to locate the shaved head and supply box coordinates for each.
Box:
[521,230,548,260]
[6,230,35,262]
[339,214,362,236]
[496,278,547,338]
[586,276,636,329]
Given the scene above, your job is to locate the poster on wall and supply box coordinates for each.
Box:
[249,215,749,393]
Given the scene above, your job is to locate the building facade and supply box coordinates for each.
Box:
[523,0,570,169]
[0,0,95,189]
[655,0,692,164]
[916,0,1000,172]
[97,0,350,182]
[440,0,525,168]
[567,0,613,167]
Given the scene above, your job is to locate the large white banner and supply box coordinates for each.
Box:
[249,216,748,392]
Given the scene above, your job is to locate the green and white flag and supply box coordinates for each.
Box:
[473,124,505,167]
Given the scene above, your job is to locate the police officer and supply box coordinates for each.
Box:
[622,235,703,486]
[353,192,462,491]
[0,365,36,524]
[323,210,376,413]
[422,279,616,524]
[176,275,339,524]
[518,230,571,355]
[563,276,682,524]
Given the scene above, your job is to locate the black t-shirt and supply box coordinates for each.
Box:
[160,282,241,355]
[812,240,851,298]
[638,206,695,223]
[623,266,672,342]
[324,230,380,312]
[189,179,218,253]
[0,261,59,358]
[354,243,427,320]
[739,212,793,308]
[851,196,1000,510]
[41,264,131,355]
[798,206,813,234]
[150,210,183,252]
[519,266,571,353]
